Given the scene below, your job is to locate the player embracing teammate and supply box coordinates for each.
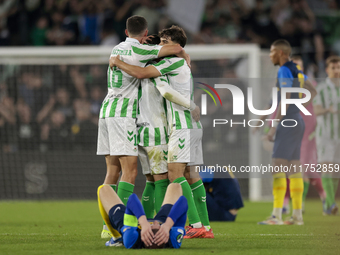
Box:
[97,16,213,247]
[110,25,213,239]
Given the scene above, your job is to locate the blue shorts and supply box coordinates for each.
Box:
[273,114,305,161]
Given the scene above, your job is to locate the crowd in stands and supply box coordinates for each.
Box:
[0,65,104,152]
[1,0,340,153]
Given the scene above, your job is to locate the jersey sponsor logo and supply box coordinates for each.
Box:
[111,49,132,56]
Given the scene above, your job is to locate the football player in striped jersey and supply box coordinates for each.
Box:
[313,55,340,215]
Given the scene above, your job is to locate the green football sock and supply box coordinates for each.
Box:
[103,184,117,226]
[173,177,201,226]
[110,184,117,192]
[322,177,335,208]
[302,180,310,202]
[154,179,169,213]
[117,181,134,206]
[191,179,210,228]
[142,181,155,219]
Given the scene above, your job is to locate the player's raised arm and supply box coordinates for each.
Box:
[154,196,188,246]
[158,45,190,67]
[124,194,154,247]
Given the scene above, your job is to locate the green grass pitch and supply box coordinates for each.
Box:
[1,200,339,255]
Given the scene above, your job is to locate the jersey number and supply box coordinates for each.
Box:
[110,67,123,88]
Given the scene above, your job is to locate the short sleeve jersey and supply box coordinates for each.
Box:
[137,71,170,147]
[313,78,340,140]
[152,57,202,131]
[99,38,162,119]
[276,61,305,116]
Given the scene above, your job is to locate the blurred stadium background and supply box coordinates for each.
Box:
[1,0,340,201]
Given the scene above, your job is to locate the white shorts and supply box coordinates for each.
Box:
[97,117,138,156]
[138,145,168,175]
[317,138,340,163]
[168,129,203,165]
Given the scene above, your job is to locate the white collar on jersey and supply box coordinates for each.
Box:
[125,37,141,44]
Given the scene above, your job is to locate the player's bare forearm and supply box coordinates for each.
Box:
[154,218,173,245]
[302,80,317,107]
[111,56,159,79]
[158,45,183,58]
[139,215,154,246]
[159,45,190,67]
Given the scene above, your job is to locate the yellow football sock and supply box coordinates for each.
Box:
[289,173,303,210]
[97,185,121,239]
[273,173,287,209]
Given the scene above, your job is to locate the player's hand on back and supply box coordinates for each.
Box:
[191,106,201,122]
[109,55,121,70]
[153,223,170,246]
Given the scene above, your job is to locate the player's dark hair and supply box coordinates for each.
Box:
[272,39,292,56]
[159,25,187,47]
[146,34,160,45]
[326,55,340,67]
[126,15,148,36]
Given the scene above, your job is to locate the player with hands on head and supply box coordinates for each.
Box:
[97,183,187,249]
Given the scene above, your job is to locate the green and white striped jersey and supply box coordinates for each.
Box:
[137,75,169,147]
[152,57,202,131]
[313,78,340,140]
[99,38,162,119]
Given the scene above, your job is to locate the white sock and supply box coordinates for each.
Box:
[204,226,211,231]
[103,224,109,230]
[272,208,282,220]
[293,209,303,221]
[191,222,202,228]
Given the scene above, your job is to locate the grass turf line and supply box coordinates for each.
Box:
[0,200,339,255]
